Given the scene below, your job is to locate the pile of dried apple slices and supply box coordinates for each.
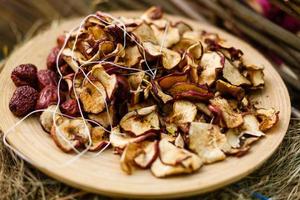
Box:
[8,7,279,178]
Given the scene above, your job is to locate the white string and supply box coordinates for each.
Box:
[3,11,172,168]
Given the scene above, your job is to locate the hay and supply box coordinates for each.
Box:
[0,119,299,200]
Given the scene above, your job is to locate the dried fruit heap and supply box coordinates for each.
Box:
[9,7,279,178]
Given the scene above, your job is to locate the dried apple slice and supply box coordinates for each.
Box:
[110,126,157,149]
[120,142,142,174]
[150,138,202,178]
[143,42,181,69]
[120,105,160,136]
[88,105,116,128]
[172,21,193,35]
[128,71,145,90]
[187,42,203,60]
[157,72,188,90]
[131,22,157,44]
[223,59,251,86]
[247,69,264,87]
[241,114,265,137]
[195,103,212,117]
[88,126,109,151]
[256,108,279,131]
[91,64,118,99]
[172,38,198,54]
[168,100,197,124]
[168,82,214,101]
[174,134,185,148]
[124,45,142,67]
[189,122,228,163]
[134,141,159,168]
[141,6,163,21]
[51,116,91,153]
[198,51,224,86]
[151,81,173,103]
[40,105,60,133]
[210,97,243,128]
[216,80,245,100]
[151,25,180,48]
[79,79,106,114]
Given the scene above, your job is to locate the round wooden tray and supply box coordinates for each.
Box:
[0,12,291,198]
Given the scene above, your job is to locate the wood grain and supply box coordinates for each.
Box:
[0,12,291,198]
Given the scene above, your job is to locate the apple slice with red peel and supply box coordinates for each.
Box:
[216,80,245,100]
[134,141,159,169]
[79,79,107,114]
[255,108,279,131]
[223,59,251,86]
[150,138,202,178]
[198,51,224,86]
[168,82,214,101]
[120,105,160,136]
[88,126,109,152]
[172,21,193,35]
[189,122,228,163]
[91,64,118,100]
[143,42,181,70]
[210,97,243,128]
[157,72,188,90]
[51,116,91,153]
[40,105,59,133]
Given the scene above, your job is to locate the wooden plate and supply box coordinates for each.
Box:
[0,12,291,198]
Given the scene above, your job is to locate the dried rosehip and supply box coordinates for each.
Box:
[37,69,58,90]
[57,34,66,48]
[11,64,37,87]
[46,47,64,71]
[60,99,80,117]
[9,86,38,117]
[35,85,62,110]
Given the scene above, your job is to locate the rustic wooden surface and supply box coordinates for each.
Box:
[0,12,291,198]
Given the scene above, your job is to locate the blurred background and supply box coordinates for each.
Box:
[0,0,299,110]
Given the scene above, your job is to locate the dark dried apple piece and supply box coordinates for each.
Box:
[134,141,159,168]
[216,80,245,100]
[157,72,188,90]
[168,82,213,101]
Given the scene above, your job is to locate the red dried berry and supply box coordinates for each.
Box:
[11,64,38,87]
[9,86,38,117]
[35,85,63,110]
[37,69,58,90]
[60,99,80,117]
[46,47,64,71]
[57,34,66,48]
